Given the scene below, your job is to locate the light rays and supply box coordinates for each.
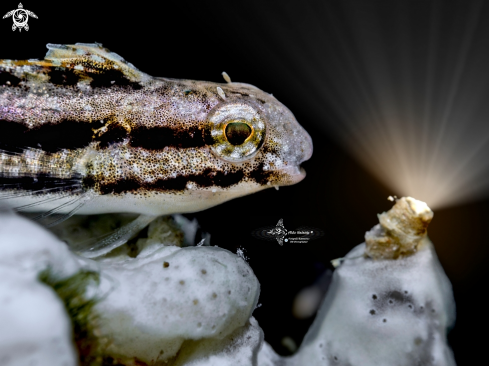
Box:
[227,0,489,209]
[304,0,489,209]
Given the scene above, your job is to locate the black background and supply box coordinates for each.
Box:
[2,1,488,364]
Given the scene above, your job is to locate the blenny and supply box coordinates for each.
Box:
[0,43,312,256]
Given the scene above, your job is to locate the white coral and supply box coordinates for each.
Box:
[0,197,457,366]
[0,210,82,366]
[94,244,260,363]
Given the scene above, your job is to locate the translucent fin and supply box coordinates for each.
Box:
[74,214,157,258]
[0,174,88,222]
[44,43,150,83]
[0,184,81,200]
[29,193,91,227]
[17,190,91,226]
[0,145,89,226]
[13,189,83,211]
[1,44,151,86]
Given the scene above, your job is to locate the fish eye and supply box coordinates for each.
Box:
[206,103,266,161]
[225,121,252,145]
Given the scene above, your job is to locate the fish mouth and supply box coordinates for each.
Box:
[275,165,307,186]
[293,166,307,184]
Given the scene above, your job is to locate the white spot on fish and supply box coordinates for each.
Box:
[91,55,105,63]
[217,87,226,99]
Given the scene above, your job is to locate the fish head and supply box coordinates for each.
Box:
[201,81,313,196]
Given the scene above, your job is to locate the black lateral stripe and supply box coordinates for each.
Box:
[85,165,273,195]
[97,124,129,148]
[130,126,206,149]
[0,70,22,87]
[0,119,96,153]
[0,120,207,153]
[88,169,245,194]
[248,163,272,185]
[0,173,82,193]
[48,68,80,86]
[88,68,143,90]
[45,65,143,89]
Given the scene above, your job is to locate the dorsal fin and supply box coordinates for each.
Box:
[44,43,148,80]
[44,43,151,83]
[0,43,151,88]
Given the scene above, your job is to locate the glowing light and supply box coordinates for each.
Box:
[226,0,489,209]
[302,0,489,209]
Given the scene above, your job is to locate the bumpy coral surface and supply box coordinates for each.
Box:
[0,196,456,366]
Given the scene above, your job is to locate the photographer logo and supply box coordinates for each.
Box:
[252,219,324,246]
[3,3,37,32]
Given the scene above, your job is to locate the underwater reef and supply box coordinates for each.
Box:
[0,198,455,365]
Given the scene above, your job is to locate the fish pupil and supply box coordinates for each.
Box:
[225,122,252,145]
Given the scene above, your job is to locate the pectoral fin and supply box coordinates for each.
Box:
[73,214,158,258]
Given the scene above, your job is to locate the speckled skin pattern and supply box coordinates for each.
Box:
[0,43,312,215]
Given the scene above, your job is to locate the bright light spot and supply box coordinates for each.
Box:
[231,1,489,209]
[406,197,431,216]
[310,1,489,209]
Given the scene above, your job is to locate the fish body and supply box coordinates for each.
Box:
[0,43,312,222]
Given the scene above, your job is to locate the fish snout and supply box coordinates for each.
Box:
[280,124,313,185]
[297,126,313,165]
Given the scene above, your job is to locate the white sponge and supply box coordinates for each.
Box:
[0,210,81,366]
[172,317,264,366]
[288,239,456,366]
[95,245,260,363]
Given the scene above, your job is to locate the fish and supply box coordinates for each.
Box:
[0,43,313,256]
